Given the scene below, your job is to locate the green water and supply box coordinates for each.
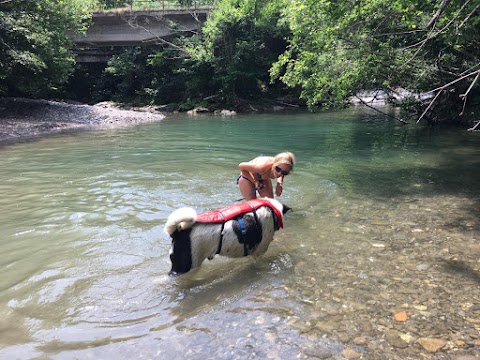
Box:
[0,109,479,358]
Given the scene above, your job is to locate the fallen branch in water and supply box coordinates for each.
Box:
[354,95,409,124]
[264,98,300,108]
[274,100,300,108]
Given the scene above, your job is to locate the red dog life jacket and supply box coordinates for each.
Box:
[195,198,284,229]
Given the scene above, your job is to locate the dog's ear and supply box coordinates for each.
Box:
[281,204,292,214]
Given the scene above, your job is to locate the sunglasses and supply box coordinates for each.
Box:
[275,166,290,176]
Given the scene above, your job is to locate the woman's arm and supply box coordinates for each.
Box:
[238,162,258,183]
[275,176,284,196]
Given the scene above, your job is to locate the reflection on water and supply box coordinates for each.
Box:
[0,109,479,358]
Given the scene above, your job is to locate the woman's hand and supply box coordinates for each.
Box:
[255,180,264,190]
[275,182,283,196]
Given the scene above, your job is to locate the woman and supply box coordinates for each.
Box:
[237,151,295,200]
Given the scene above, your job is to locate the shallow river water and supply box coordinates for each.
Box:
[0,109,479,359]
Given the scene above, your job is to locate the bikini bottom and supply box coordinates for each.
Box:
[236,174,253,185]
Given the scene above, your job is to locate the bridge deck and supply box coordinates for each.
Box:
[72,9,210,48]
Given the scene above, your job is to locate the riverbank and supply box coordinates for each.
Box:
[0,97,310,144]
[0,97,167,143]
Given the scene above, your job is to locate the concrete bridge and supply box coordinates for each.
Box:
[72,9,210,62]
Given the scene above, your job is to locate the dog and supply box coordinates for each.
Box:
[164,198,291,275]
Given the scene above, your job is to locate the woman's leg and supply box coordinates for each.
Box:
[237,175,257,200]
[258,179,274,198]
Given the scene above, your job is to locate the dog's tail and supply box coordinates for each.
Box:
[164,207,197,235]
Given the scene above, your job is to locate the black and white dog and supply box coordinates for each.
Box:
[164,198,291,275]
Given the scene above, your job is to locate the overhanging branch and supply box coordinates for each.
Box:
[428,69,480,93]
[427,0,452,29]
[402,0,472,65]
[459,71,480,116]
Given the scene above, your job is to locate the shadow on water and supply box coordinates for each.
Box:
[439,258,480,284]
[320,114,480,213]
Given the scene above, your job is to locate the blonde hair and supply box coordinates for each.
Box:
[273,151,295,170]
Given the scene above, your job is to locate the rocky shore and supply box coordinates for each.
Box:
[0,97,166,143]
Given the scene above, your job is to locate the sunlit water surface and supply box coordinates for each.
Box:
[0,109,479,359]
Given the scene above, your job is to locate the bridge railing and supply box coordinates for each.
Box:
[98,0,215,11]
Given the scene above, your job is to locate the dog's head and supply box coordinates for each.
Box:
[281,203,292,214]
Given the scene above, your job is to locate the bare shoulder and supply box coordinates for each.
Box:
[252,156,274,165]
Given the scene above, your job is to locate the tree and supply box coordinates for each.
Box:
[193,0,291,106]
[0,0,96,98]
[272,0,480,124]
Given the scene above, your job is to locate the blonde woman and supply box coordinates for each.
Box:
[237,152,295,200]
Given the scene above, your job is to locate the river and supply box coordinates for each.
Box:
[0,108,479,359]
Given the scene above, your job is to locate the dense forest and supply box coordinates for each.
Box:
[1,0,479,126]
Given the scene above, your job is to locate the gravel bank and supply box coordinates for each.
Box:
[0,98,166,143]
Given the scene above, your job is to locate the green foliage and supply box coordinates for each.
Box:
[272,0,423,108]
[273,0,480,122]
[194,0,291,105]
[65,44,197,107]
[0,0,96,98]
[65,0,293,110]
[58,0,480,123]
[97,0,130,9]
[61,62,106,103]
